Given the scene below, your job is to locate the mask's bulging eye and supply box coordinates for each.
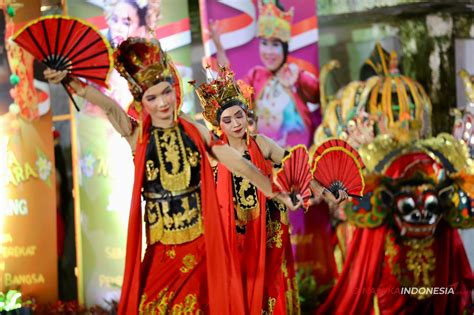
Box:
[397,197,415,214]
[424,194,438,212]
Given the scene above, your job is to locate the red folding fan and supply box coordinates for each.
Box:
[275,145,313,208]
[312,139,365,198]
[13,16,113,110]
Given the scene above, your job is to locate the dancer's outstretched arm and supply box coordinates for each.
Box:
[44,69,138,148]
[182,116,300,210]
[254,134,348,204]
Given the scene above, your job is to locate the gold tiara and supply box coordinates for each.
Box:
[195,67,254,127]
[114,37,173,101]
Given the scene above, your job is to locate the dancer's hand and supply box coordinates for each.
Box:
[346,111,375,148]
[206,19,229,66]
[322,188,348,205]
[44,68,68,84]
[275,191,303,211]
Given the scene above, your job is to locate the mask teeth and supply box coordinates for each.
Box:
[400,226,407,236]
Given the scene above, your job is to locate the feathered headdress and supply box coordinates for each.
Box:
[114,37,183,119]
[195,66,254,127]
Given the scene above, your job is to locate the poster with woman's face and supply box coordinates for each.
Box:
[0,6,58,303]
[67,0,193,307]
[70,0,193,114]
[0,12,13,116]
[106,0,149,45]
[200,0,320,149]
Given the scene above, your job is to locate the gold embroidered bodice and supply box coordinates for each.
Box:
[143,124,202,245]
[232,151,260,233]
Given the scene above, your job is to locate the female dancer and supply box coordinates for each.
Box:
[195,67,346,314]
[209,0,320,148]
[45,38,297,315]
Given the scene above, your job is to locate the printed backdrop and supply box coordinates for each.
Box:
[200,0,326,283]
[67,0,192,306]
[0,2,57,303]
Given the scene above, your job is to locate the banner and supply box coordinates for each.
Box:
[0,3,57,303]
[200,0,320,148]
[0,116,57,303]
[67,0,192,306]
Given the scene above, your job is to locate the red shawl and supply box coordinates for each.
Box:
[216,134,270,314]
[118,116,244,315]
[317,223,473,315]
[316,226,387,314]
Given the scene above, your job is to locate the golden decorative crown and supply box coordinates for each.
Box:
[459,69,474,104]
[195,67,254,127]
[114,37,173,101]
[315,48,432,147]
[357,133,473,175]
[257,0,294,42]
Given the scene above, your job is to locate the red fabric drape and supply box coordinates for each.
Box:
[426,223,473,315]
[216,134,270,314]
[317,223,473,315]
[316,226,387,315]
[118,117,244,315]
[376,223,473,315]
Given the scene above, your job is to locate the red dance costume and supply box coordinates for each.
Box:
[217,135,299,315]
[195,68,299,314]
[84,38,259,315]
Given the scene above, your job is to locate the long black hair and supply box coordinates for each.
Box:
[274,0,289,68]
[119,0,147,26]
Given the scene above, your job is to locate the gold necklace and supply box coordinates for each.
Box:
[153,126,191,192]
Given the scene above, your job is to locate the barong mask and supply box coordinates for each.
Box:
[257,0,293,42]
[195,67,255,128]
[114,37,183,119]
[346,134,474,238]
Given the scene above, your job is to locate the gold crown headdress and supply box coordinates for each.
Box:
[114,37,183,135]
[315,47,432,147]
[195,67,254,127]
[114,37,183,115]
[257,0,294,42]
[114,37,178,102]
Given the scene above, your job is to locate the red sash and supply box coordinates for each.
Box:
[216,134,270,314]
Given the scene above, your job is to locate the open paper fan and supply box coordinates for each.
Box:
[275,145,313,208]
[312,139,365,198]
[13,16,113,110]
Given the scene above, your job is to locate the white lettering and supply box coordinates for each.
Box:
[3,199,28,216]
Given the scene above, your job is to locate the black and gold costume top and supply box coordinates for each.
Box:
[231,151,291,235]
[143,124,202,245]
[232,152,260,233]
